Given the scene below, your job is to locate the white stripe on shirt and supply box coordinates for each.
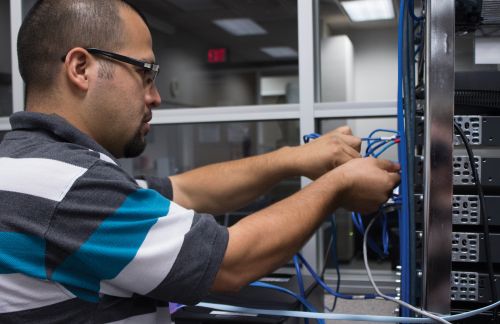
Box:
[0,273,75,313]
[0,158,87,202]
[100,202,194,296]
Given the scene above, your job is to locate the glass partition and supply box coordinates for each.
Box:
[127,0,299,108]
[318,1,399,102]
[0,0,12,116]
[121,120,301,218]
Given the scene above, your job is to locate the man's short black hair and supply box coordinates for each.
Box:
[18,0,148,93]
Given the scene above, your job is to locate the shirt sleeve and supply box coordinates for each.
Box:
[136,175,173,200]
[44,161,228,305]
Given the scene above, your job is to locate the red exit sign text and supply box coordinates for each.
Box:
[208,48,228,63]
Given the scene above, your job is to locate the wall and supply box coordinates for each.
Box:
[152,29,257,108]
[349,27,398,101]
[22,0,37,16]
[321,35,354,102]
[322,26,398,102]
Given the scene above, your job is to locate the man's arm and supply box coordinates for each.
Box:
[170,126,361,214]
[211,157,400,292]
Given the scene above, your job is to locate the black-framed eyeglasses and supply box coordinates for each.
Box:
[61,48,160,82]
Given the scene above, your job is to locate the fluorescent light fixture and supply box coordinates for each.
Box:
[213,18,267,36]
[261,47,298,58]
[340,0,395,22]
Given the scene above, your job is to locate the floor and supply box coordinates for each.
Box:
[323,296,397,324]
[321,256,399,323]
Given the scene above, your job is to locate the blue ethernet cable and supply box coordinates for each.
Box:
[326,215,341,312]
[303,133,321,143]
[367,129,399,146]
[351,212,385,258]
[366,140,389,156]
[303,132,398,146]
[396,0,411,317]
[382,210,390,255]
[292,255,309,324]
[408,0,424,21]
[295,253,380,300]
[373,141,398,158]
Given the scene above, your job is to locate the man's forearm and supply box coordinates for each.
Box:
[210,157,401,293]
[211,169,344,292]
[170,147,298,214]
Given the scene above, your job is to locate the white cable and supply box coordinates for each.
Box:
[363,214,452,324]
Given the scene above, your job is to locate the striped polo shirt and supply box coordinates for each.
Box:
[0,112,229,323]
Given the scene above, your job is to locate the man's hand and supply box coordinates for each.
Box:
[292,126,362,180]
[331,157,400,214]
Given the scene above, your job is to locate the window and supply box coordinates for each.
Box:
[318,1,399,102]
[121,120,301,216]
[0,0,12,116]
[127,0,299,108]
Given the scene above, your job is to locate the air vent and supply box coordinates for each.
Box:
[482,0,500,25]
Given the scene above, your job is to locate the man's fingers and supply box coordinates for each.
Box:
[341,136,362,151]
[344,146,362,159]
[325,125,352,136]
[374,158,401,172]
[388,172,401,185]
[334,125,352,135]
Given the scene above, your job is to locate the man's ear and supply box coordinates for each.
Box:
[63,47,94,92]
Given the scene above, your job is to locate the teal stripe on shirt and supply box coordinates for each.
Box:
[51,189,171,302]
[0,232,45,278]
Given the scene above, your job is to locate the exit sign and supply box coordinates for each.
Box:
[208,48,228,63]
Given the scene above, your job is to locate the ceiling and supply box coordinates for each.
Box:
[127,0,399,66]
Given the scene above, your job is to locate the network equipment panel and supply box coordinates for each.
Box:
[453,155,500,187]
[454,116,500,146]
[451,271,500,303]
[450,232,500,263]
[416,194,500,226]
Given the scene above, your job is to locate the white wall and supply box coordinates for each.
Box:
[350,28,398,101]
[321,35,354,102]
[0,0,11,74]
[261,76,299,96]
[322,27,398,102]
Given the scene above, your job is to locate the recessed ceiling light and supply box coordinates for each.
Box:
[340,0,395,22]
[261,47,298,58]
[213,18,267,36]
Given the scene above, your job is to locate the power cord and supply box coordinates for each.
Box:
[363,214,452,324]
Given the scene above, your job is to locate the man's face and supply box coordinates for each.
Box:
[88,6,161,158]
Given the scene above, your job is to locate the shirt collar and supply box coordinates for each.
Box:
[10,111,119,164]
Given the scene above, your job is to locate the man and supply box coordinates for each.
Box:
[0,0,400,323]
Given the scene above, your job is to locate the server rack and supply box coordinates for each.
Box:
[413,0,500,319]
